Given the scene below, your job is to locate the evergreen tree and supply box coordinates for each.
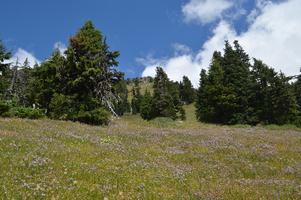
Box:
[64,21,120,117]
[270,72,297,124]
[152,67,175,119]
[196,69,208,121]
[131,78,142,114]
[31,50,65,111]
[169,81,186,120]
[179,76,195,104]
[196,52,226,123]
[32,21,121,124]
[152,67,184,120]
[294,74,301,110]
[140,90,153,120]
[250,59,297,124]
[0,40,11,97]
[221,41,252,124]
[113,76,129,116]
[13,58,33,106]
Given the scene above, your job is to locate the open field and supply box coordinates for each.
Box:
[0,105,301,199]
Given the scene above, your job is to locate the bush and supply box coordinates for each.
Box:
[49,93,73,120]
[74,108,110,125]
[10,107,45,119]
[293,116,301,128]
[0,101,10,116]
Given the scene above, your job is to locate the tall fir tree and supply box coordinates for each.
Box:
[221,40,252,124]
[196,69,208,121]
[64,21,120,117]
[31,21,121,124]
[152,67,176,119]
[13,58,33,106]
[31,49,65,111]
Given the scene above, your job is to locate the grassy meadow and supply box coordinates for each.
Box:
[0,104,301,199]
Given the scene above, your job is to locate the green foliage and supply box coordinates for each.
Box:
[31,50,65,110]
[131,78,142,114]
[179,76,195,104]
[9,107,45,119]
[152,67,178,120]
[250,59,297,125]
[49,93,73,120]
[196,41,298,126]
[9,59,33,107]
[113,78,130,116]
[30,21,120,125]
[140,90,153,120]
[0,101,10,116]
[0,40,11,96]
[74,108,110,125]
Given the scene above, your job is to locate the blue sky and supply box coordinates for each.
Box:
[1,0,300,86]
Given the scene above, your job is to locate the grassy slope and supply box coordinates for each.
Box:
[0,105,301,199]
[127,80,153,102]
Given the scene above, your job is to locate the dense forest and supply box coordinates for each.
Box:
[1,21,301,126]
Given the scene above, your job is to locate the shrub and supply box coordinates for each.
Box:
[10,107,45,119]
[74,108,110,125]
[0,101,10,116]
[49,94,73,120]
[293,116,301,128]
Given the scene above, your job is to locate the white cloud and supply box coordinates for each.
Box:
[6,48,40,67]
[172,43,192,56]
[182,0,233,24]
[142,0,301,87]
[54,42,67,55]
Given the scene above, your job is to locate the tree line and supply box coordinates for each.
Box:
[196,41,301,126]
[0,21,126,124]
[1,21,301,126]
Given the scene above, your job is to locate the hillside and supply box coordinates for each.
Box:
[0,105,301,199]
[126,77,154,102]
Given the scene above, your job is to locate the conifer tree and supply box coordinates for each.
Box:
[113,77,129,116]
[31,50,65,111]
[152,67,177,119]
[64,21,120,117]
[140,89,153,120]
[196,69,208,121]
[169,81,185,120]
[131,78,142,114]
[294,74,301,110]
[221,40,252,124]
[270,72,297,124]
[0,40,11,96]
[13,58,33,106]
[179,76,195,104]
[32,21,121,124]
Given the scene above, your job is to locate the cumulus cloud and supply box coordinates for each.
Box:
[6,48,40,67]
[182,0,233,24]
[141,0,301,87]
[54,42,67,55]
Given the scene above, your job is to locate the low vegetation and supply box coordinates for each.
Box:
[0,105,300,199]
